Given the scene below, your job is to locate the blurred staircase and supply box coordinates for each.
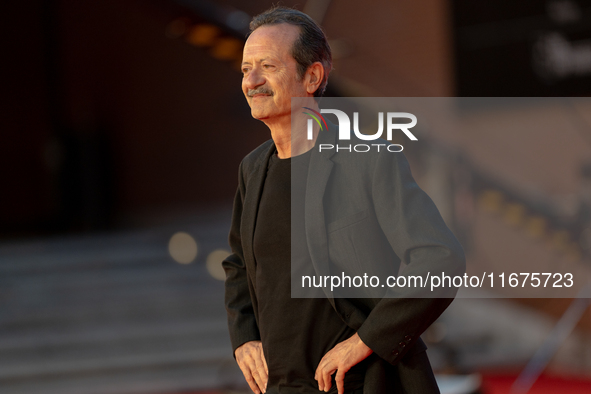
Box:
[0,209,244,393]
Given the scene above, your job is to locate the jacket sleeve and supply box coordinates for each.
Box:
[356,149,466,365]
[222,161,261,356]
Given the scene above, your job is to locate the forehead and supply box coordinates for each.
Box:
[243,23,300,60]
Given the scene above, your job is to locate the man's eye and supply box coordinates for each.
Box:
[263,64,274,69]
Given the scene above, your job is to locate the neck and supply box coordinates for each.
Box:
[264,99,319,159]
[265,116,292,158]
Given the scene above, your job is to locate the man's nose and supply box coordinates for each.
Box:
[243,67,265,90]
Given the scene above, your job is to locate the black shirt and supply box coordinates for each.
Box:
[252,148,365,393]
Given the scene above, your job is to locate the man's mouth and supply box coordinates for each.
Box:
[248,88,273,98]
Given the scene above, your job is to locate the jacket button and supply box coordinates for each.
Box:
[399,342,406,348]
[404,335,412,342]
[392,351,399,357]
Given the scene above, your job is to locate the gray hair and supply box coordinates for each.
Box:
[249,6,332,97]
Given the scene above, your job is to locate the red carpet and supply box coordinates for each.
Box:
[481,373,591,394]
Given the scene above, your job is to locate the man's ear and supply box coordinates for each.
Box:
[305,62,324,95]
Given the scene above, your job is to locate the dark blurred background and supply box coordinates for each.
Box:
[2,1,591,393]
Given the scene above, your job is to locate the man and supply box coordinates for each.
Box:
[222,6,465,394]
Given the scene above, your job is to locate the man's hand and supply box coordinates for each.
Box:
[315,333,373,394]
[235,340,268,394]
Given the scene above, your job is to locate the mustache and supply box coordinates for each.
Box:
[247,87,274,97]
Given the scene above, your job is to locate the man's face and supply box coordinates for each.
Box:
[241,24,309,122]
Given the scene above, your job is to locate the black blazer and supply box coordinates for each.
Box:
[223,126,465,393]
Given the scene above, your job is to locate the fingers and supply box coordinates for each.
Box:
[335,369,346,394]
[314,361,323,391]
[316,366,347,394]
[251,366,266,394]
[314,365,322,391]
[262,349,269,375]
[322,370,333,392]
[253,348,268,392]
[315,358,336,392]
[235,341,268,394]
[238,362,262,394]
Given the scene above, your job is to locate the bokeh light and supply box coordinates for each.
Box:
[168,232,198,264]
[206,249,230,280]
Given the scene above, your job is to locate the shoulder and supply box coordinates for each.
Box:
[239,139,274,176]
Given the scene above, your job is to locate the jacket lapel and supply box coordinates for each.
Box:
[305,127,337,304]
[241,141,276,290]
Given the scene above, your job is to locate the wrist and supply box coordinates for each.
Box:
[354,333,373,354]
